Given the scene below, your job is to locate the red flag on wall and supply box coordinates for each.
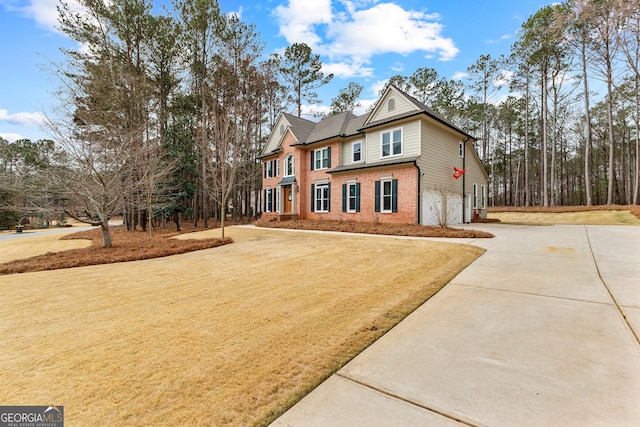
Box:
[453,167,467,179]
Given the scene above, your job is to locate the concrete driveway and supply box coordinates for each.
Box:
[271,224,640,426]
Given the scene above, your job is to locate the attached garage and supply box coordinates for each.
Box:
[422,190,463,226]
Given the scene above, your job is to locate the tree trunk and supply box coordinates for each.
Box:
[525,71,530,206]
[581,36,593,206]
[542,69,549,207]
[100,221,112,248]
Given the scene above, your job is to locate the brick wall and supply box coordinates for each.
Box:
[303,164,419,224]
[262,136,419,224]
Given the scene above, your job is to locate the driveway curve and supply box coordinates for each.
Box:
[272,224,640,426]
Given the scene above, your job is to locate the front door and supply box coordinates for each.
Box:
[283,187,293,213]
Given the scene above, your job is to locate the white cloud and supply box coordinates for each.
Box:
[487,33,514,44]
[353,98,376,115]
[391,62,404,72]
[323,60,374,78]
[452,71,468,81]
[1,0,63,32]
[324,3,458,61]
[228,6,243,20]
[370,79,389,97]
[493,70,514,88]
[0,133,25,143]
[0,109,46,127]
[274,0,333,47]
[274,1,459,78]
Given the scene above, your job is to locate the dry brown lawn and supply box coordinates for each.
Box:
[0,226,484,426]
[0,230,92,263]
[0,226,231,275]
[488,209,640,225]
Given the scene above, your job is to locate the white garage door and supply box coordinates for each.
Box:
[422,191,462,226]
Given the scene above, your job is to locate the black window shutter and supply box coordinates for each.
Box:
[264,163,267,179]
[310,151,314,171]
[263,189,267,212]
[310,184,315,212]
[392,179,398,212]
[342,184,347,212]
[327,182,331,212]
[374,181,381,212]
[327,146,332,168]
[355,183,361,212]
[274,159,279,177]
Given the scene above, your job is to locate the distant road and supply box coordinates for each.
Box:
[0,221,122,242]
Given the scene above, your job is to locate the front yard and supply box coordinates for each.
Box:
[0,226,483,426]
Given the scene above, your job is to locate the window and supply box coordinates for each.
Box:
[312,147,331,170]
[388,98,395,112]
[264,188,273,212]
[481,185,486,209]
[264,159,279,178]
[375,179,398,213]
[352,142,362,163]
[311,183,330,212]
[342,182,361,212]
[285,154,294,176]
[381,129,402,157]
[473,184,478,209]
[459,142,465,158]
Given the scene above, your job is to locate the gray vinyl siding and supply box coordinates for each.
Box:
[264,115,289,153]
[364,121,421,164]
[341,137,365,166]
[418,119,466,193]
[370,88,418,122]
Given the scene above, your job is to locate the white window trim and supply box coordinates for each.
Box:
[347,182,358,213]
[352,141,363,163]
[314,147,330,170]
[459,142,465,158]
[265,187,273,212]
[284,154,294,177]
[380,127,403,158]
[275,186,281,213]
[314,183,329,213]
[380,179,394,213]
[473,183,478,210]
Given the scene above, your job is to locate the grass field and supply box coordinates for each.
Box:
[0,226,483,426]
[0,230,91,263]
[488,210,640,225]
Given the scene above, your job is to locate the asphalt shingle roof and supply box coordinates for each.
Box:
[268,85,473,153]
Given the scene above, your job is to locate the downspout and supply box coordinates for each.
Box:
[462,137,470,223]
[415,161,421,225]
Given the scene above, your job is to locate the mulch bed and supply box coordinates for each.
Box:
[254,219,494,238]
[0,225,232,275]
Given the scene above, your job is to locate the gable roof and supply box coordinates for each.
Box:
[361,84,475,140]
[261,85,475,156]
[281,113,316,143]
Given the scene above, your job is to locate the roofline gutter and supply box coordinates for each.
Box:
[256,148,282,160]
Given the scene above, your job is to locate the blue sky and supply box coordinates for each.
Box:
[0,0,556,142]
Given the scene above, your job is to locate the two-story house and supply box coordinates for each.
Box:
[259,84,489,226]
